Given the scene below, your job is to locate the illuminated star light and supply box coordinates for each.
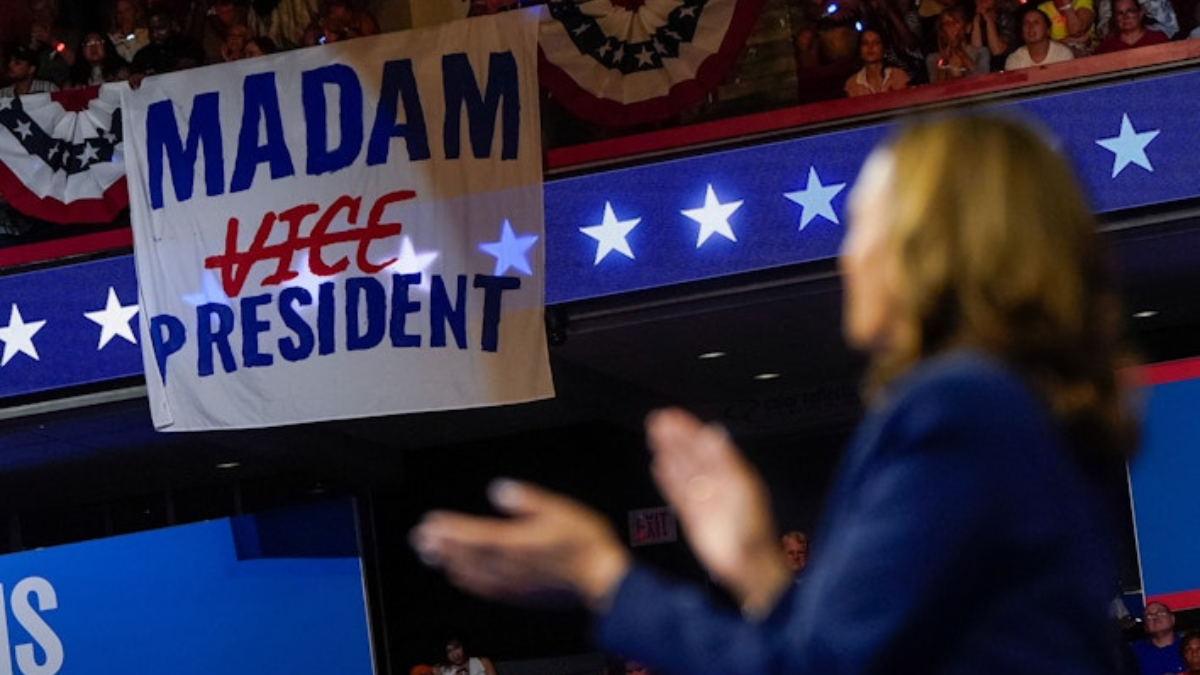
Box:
[581,202,640,265]
[479,219,539,276]
[0,304,47,367]
[681,184,742,247]
[84,287,139,349]
[784,167,846,231]
[388,235,440,293]
[183,271,231,307]
[1095,113,1160,179]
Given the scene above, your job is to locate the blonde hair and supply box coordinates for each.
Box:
[865,115,1135,460]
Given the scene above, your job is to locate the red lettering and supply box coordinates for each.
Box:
[203,190,414,297]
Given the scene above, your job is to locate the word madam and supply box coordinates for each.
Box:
[145,52,520,209]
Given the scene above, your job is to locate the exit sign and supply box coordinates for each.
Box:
[628,507,678,547]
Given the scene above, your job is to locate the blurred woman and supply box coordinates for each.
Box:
[844,27,910,96]
[68,32,129,86]
[412,114,1135,675]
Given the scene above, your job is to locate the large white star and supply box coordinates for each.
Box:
[13,120,32,141]
[388,235,440,293]
[580,202,640,265]
[681,184,742,247]
[784,167,846,231]
[0,304,47,367]
[84,287,139,349]
[479,219,539,276]
[1095,114,1160,179]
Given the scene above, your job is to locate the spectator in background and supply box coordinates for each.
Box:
[67,32,130,86]
[0,46,60,97]
[1096,0,1178,39]
[1005,8,1075,68]
[27,0,75,89]
[1097,0,1170,52]
[301,0,379,47]
[972,0,1020,71]
[1132,601,1186,675]
[926,4,990,82]
[845,27,912,96]
[861,0,926,84]
[130,9,203,76]
[243,34,277,57]
[779,530,810,577]
[437,638,497,675]
[1181,632,1200,674]
[108,0,150,64]
[214,22,250,62]
[1037,0,1097,55]
[201,0,249,64]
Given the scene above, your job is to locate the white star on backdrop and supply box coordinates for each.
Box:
[681,184,742,247]
[479,219,539,276]
[84,287,139,349]
[388,235,440,293]
[0,304,47,367]
[13,120,32,141]
[784,167,846,231]
[1095,114,1160,179]
[581,201,640,265]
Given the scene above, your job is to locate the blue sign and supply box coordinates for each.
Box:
[0,501,375,675]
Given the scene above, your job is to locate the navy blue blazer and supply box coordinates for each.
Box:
[595,350,1118,675]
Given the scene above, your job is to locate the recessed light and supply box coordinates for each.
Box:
[698,351,727,360]
[753,372,782,381]
[1132,310,1158,319]
[215,461,241,470]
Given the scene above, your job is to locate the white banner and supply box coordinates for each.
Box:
[123,11,552,431]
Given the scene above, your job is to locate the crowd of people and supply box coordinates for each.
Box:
[0,0,380,94]
[801,0,1200,97]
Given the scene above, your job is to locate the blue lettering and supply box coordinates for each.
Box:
[149,314,186,385]
[318,281,337,355]
[241,294,274,368]
[278,287,314,361]
[346,277,386,351]
[197,303,237,377]
[146,92,224,209]
[442,52,519,160]
[474,274,520,352]
[431,275,467,349]
[304,64,365,175]
[389,273,422,347]
[368,59,430,165]
[231,72,296,194]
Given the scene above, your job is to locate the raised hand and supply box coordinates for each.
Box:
[645,408,791,616]
[411,480,630,609]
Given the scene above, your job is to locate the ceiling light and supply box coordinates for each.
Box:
[215,461,241,470]
[1132,310,1158,319]
[697,351,726,360]
[753,372,782,381]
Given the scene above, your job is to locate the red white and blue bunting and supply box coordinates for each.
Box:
[537,0,766,126]
[0,85,127,224]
